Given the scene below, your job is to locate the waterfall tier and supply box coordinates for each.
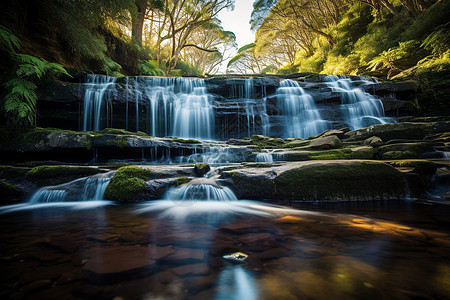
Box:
[164,184,238,202]
[29,174,112,203]
[77,75,395,140]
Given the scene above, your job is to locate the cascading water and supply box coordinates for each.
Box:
[164,184,238,202]
[79,75,394,144]
[82,76,214,140]
[325,75,394,130]
[276,79,328,138]
[81,74,117,131]
[29,189,67,203]
[28,174,112,203]
[82,176,112,201]
[255,151,273,162]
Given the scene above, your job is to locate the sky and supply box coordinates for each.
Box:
[217,0,256,72]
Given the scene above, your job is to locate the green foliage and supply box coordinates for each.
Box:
[101,57,123,77]
[421,22,450,56]
[3,52,71,127]
[139,60,164,76]
[173,61,202,76]
[368,40,422,71]
[0,25,21,54]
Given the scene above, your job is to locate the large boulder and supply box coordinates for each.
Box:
[344,122,450,142]
[220,160,406,201]
[308,135,342,150]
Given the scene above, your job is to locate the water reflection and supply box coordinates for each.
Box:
[0,200,114,214]
[216,264,258,300]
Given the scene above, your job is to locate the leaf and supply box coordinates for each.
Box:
[0,25,21,54]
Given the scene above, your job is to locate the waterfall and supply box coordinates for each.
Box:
[29,174,112,203]
[82,176,111,201]
[164,184,238,201]
[81,76,214,139]
[255,151,273,162]
[132,77,215,139]
[29,189,67,203]
[276,79,328,138]
[325,75,394,130]
[81,74,117,131]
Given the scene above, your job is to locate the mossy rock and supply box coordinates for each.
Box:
[391,160,437,177]
[275,161,406,201]
[104,166,153,201]
[175,177,190,185]
[99,128,148,136]
[195,163,211,176]
[0,180,23,203]
[172,138,201,144]
[377,143,434,159]
[0,165,30,180]
[27,165,102,185]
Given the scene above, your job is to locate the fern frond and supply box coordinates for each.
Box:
[4,78,37,90]
[45,62,72,77]
[0,25,21,54]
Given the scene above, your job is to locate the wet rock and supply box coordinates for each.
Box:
[195,163,211,177]
[317,129,346,139]
[171,263,210,276]
[83,246,155,283]
[220,160,406,201]
[344,122,450,142]
[309,135,342,150]
[364,136,383,147]
[165,248,205,262]
[377,143,434,159]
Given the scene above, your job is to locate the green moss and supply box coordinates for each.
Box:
[172,138,201,144]
[100,128,148,136]
[85,139,92,150]
[175,177,189,185]
[378,143,434,159]
[275,162,406,200]
[282,140,310,148]
[195,163,211,176]
[309,147,373,160]
[104,166,153,201]
[27,165,100,179]
[391,160,437,177]
[113,136,129,148]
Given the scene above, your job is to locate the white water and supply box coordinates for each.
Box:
[28,173,112,203]
[325,75,395,130]
[79,75,393,143]
[164,184,238,202]
[255,151,273,162]
[276,80,328,138]
[82,74,117,131]
[83,76,214,139]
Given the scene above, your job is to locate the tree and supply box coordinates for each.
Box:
[180,20,237,74]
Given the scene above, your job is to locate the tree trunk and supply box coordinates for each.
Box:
[132,2,147,46]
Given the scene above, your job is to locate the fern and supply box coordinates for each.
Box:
[3,54,71,128]
[16,54,71,79]
[0,25,21,54]
[139,60,164,76]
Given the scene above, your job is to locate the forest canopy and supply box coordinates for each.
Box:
[228,0,450,79]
